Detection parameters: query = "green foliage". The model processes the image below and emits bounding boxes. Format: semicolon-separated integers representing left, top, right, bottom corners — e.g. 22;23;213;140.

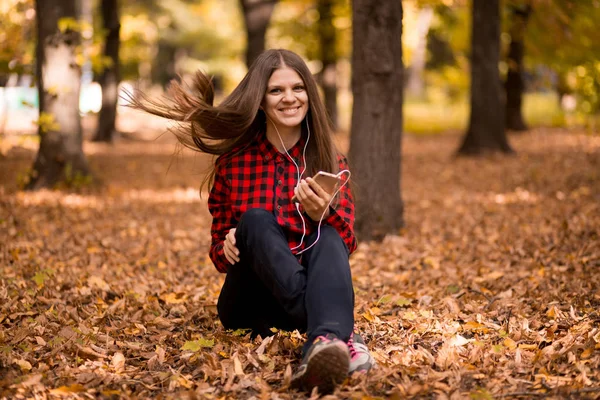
57;17;92;34
34;112;60;133
59;162;94;190
269;0;351;62
32;268;55;288
181;338;215;352
522;0;600;114
0;0;35;76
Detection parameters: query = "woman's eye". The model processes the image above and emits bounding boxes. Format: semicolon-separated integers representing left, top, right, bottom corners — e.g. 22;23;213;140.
294;86;305;91
270;89;281;94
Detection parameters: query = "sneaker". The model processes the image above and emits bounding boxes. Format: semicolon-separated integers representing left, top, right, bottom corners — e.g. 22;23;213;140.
347;332;375;374
290;334;350;394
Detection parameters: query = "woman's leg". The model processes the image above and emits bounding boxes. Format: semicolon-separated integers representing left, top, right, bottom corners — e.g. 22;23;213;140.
301;225;355;347
217;258;301;338
218;208;309;335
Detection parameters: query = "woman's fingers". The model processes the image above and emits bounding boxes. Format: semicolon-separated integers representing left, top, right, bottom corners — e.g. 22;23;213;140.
224;241;240;264
224;228;239;264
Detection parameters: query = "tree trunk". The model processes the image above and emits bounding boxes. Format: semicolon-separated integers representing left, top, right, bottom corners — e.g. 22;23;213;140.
239;0;277;68
348;0;404;240
458;0;512;155
318;0;338;131
29;0;90;189
505;4;531;132
93;0;121;142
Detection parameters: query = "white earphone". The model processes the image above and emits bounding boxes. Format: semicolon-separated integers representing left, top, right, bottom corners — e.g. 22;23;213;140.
267;115;350;255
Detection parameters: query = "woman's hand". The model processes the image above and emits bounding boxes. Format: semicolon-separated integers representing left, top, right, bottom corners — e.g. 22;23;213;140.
224;228;240;264
294;177;332;221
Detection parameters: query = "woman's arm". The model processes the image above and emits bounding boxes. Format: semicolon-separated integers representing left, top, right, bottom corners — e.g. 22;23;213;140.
324;155;357;254
208;161;236;273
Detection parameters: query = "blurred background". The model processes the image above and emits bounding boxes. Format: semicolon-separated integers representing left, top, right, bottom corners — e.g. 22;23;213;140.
1;0;598;141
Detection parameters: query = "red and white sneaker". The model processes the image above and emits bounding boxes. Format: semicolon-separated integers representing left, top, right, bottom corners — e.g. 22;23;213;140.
347;332;375;374
291;334;350;394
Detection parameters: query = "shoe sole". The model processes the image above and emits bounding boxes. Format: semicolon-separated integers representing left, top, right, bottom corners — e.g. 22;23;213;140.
294;342;350;394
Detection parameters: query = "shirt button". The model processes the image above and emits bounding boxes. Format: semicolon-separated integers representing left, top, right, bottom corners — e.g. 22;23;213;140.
277;180;282;185
277;205;282;210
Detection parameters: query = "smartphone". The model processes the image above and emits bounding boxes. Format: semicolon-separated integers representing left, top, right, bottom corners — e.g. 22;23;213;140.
291;171;343;202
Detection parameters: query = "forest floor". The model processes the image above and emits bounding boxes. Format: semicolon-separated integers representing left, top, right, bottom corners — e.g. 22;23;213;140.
1;128;599;399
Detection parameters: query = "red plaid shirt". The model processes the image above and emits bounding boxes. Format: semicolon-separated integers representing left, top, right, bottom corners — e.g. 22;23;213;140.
208;132;357;273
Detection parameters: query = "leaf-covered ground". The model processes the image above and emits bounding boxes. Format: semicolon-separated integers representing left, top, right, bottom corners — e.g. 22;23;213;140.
1;129;599;399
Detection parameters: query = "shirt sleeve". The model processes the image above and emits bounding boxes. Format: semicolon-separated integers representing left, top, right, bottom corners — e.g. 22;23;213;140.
324;155;358;254
208;159;235;273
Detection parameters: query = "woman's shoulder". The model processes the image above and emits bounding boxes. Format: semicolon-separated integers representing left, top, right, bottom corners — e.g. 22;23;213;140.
214;140;260;170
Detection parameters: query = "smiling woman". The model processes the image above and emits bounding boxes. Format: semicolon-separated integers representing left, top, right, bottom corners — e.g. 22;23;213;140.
129;49;374;394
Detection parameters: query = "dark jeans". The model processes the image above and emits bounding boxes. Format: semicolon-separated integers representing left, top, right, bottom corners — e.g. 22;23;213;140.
217;208;354;352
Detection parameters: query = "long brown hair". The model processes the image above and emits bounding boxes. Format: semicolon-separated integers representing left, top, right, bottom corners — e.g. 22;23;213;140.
129;49;339;191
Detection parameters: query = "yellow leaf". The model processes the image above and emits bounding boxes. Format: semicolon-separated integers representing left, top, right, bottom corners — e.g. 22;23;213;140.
370;307;382;316
463;321;486;331
87;246;101;254
503;337;517;351
546;306;557;319
15;359;32;371
160;292;188;304
49;384;85;395
581;347;593;359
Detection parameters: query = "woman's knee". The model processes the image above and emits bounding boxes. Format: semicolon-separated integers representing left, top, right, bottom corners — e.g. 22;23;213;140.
238;208;276;235
316;226;348;251
240;208;275;225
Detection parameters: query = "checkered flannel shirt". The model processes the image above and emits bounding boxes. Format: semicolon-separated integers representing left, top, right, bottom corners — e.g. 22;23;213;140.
208;132;357;273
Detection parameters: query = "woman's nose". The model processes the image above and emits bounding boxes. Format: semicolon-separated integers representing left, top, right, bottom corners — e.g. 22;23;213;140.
282;89;295;102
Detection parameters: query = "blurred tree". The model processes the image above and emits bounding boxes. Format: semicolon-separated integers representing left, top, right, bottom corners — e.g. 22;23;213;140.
504;2;531;132
526;0;600;115
240;0;278;67
93;0;121;142
317;0;338;129
29;0;90;189
0;0;36;84
406;5;434;99
458;0;512;155
349;0;403;239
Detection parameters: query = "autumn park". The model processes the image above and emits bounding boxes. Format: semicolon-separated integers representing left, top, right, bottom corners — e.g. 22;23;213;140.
1;0;599;398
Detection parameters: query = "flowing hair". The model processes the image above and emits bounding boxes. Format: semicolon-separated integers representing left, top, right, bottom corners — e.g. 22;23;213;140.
128;49;339;192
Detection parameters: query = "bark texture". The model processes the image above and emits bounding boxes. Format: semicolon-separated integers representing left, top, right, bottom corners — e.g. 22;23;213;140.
93;0;121;142
318;0;338;130
30;0;90;189
458;0;513;155
348;0;404;240
239;0;277;68
505;4;532;132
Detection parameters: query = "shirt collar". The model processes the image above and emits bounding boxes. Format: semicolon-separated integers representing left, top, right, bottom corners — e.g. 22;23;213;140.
257;130;307;162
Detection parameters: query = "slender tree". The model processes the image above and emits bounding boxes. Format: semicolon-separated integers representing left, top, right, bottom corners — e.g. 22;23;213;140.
239;0;278;68
406;6;434;99
29;0;90;189
349;0;404;239
505;3;532;132
458;0;512;155
318;0;338;130
93;0;121;142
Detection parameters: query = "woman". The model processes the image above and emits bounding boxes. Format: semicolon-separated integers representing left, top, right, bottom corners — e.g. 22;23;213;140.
132;49;374;394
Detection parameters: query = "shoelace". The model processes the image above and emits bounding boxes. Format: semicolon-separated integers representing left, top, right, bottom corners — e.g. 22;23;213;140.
347;335;358;358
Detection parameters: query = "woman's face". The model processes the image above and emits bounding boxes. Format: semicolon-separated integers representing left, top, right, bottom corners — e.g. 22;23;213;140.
262;67;309;131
